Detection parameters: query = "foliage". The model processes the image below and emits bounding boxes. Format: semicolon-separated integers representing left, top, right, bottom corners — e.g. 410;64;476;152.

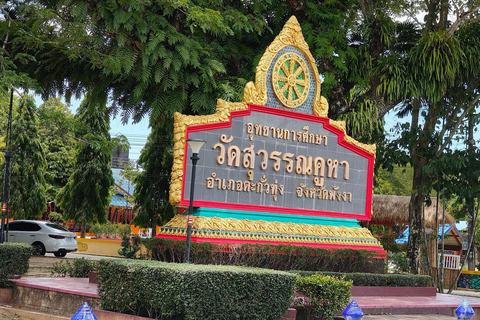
96;259;297;320
118;235;141;259
295;273;352;320
0;243;32;287
144;238;386;273
132;119;175;236
56;99;114;237
51;258;97;278
388;252;410;273
292;271;432;287
89;223;127;239
37;98;77;200
4;0;272;122
374;164;413;196
0;97;47;219
48;212;63;223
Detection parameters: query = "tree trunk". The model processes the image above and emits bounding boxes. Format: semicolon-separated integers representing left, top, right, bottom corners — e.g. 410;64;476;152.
151;219;157;237
80;221;86;238
408;190;424;274
468;197;476;270
467;113;476;270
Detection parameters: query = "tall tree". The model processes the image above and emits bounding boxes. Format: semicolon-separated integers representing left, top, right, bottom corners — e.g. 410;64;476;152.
0;97;46;219
132;118;175;237
56;99;114;237
382;18;480;273
37;97;77;200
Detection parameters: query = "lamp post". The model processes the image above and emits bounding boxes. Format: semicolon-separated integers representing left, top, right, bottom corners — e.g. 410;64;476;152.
185;138;206;263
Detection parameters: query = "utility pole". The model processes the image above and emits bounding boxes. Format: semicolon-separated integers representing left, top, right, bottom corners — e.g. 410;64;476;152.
1;89;14;243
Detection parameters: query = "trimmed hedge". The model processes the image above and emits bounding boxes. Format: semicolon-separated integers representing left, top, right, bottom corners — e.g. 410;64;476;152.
292;271;432;287
144;238;386;273
296;274;352;320
97;259;297;320
0;242;32;287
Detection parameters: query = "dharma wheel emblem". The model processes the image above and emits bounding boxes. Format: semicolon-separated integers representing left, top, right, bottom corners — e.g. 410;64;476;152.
272;52;310;108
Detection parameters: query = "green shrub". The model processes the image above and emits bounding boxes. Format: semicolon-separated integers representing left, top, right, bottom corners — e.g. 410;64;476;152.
48;212;63;223
0;243;32;287
296;273;352;320
89;223;125;239
388;252;409;273
291;271;432;287
97;259;297;320
118;235;141;259
51;258;97;277
144;238;386;273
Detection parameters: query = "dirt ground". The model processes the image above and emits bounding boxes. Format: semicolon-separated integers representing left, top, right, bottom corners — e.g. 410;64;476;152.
0;311;20;320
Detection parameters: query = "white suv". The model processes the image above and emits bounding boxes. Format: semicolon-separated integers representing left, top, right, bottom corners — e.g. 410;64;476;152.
6;220;78;257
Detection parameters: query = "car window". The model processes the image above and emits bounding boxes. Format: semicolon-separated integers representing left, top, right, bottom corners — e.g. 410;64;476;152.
7;222;23;231
45;223;69;232
23;222;41;232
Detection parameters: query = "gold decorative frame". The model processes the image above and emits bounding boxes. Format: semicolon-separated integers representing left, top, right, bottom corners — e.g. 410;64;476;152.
243;16;329;117
158;215;381;247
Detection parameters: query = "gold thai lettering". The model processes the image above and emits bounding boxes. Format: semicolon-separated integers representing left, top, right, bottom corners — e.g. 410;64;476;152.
313;157;325;186
294;184;352;202
282;153;294;173
212;135;349;182
262;126;269;136
242;145;255;168
205;175;285;202
236;180;243;191
327;158;339;178
212;143;225;164
340;160;349;180
246;123;254;134
276;128;284;139
247;169;254;181
246;124;328;146
270;127;276;138
227;146;240;167
296;184;306;197
255;124;262;135
257;149;269;170
295;155;313;175
219;134;234;143
206;173;217;189
215;177;226;190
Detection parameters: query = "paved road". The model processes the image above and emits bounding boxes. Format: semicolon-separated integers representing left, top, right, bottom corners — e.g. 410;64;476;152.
43;252;119;260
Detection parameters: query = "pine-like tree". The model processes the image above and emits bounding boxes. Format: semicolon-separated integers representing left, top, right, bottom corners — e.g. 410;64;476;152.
1;97;46;219
132;118;175;237
56;99;114;237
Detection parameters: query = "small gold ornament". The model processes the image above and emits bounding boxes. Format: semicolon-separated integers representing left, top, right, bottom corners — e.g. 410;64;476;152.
272;52;310;108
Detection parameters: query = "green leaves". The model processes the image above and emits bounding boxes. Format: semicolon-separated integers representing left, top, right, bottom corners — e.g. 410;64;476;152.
410;31;464;104
3;97;47;219
56;98;114;230
296;274;352;320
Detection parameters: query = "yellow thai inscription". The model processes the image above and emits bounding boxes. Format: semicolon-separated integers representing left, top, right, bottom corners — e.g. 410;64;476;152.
206;173;284;201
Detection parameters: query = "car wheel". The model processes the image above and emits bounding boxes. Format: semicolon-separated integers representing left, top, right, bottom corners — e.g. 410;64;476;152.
54;251;67;258
32;242;46;256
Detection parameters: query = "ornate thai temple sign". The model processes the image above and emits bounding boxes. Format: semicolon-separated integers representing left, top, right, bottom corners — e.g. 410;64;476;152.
162;16;384;253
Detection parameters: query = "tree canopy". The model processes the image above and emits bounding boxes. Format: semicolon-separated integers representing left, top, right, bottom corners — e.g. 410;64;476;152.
0;97;46;219
56;99;114;237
